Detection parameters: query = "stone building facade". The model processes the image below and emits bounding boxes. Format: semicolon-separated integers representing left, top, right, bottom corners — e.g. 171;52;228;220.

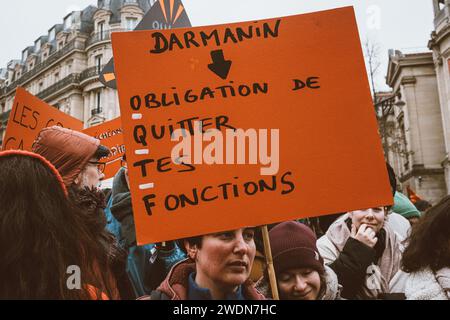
0;0;157;146
380;0;450;204
429;0;450;193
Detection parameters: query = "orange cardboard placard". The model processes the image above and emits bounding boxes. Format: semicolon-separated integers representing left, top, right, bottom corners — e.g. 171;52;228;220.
2;87;83;151
83;117;125;180
112;7;393;245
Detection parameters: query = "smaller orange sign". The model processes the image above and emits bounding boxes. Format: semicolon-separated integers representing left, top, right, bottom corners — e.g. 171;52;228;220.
2;87;83;151
83;117;125;180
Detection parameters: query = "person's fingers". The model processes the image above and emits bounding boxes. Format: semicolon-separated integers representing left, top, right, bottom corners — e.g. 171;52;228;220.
358;224;367;234
351;224;357;237
363;226;376;237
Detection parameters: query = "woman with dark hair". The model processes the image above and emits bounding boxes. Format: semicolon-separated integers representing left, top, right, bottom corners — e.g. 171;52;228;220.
0;150;119;299
402;196;450;300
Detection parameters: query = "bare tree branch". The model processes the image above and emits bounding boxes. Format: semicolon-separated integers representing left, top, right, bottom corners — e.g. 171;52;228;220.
364;38;382;103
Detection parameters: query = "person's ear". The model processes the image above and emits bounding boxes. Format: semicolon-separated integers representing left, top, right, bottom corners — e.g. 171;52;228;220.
74;174;81;185
74;170;85;186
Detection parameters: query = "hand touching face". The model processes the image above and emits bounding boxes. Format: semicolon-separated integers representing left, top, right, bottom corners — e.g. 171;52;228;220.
349;207;387;247
351;223;378;248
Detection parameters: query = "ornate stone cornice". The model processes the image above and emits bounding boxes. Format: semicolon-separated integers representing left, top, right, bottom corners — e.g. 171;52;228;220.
399;164;445;183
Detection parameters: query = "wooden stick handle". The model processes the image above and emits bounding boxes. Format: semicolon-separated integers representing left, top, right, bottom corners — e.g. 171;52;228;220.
261;225;279;300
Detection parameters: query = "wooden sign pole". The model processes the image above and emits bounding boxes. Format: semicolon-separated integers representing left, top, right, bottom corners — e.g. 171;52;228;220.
261;225;279;300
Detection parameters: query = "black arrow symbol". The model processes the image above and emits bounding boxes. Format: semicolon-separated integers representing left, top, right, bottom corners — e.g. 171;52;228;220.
208;50;232;80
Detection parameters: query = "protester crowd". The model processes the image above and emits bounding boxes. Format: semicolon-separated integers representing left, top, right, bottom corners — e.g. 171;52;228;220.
0;126;449;300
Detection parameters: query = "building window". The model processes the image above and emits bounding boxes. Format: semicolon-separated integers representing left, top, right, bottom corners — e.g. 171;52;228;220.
96;91;101;110
95;55;103;72
126;17;138;30
54;72;60;82
28;62;34;70
91;91;103;116
35;40;41;52
22;50;28;62
100;0;111;8
38;82;44;91
98;21;105;37
49;28;56;42
64;14;72;30
58;41;64;50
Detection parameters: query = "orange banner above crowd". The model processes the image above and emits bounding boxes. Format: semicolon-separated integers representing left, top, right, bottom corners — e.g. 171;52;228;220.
112;7;393;245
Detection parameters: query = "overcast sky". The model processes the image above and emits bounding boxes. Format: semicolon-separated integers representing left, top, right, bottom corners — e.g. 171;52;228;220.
0;0;434;91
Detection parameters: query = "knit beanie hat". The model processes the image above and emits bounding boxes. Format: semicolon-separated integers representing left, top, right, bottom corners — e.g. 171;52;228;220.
0;150;68;197
393;192;421;219
32;126;103;187
269;221;324;274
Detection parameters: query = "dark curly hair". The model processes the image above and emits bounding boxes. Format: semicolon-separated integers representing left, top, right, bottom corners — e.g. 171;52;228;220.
0;154;119;299
402;195;450;273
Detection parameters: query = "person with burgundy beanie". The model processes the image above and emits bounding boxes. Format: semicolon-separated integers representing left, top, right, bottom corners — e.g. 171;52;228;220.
257;221;341;300
32;126;133;299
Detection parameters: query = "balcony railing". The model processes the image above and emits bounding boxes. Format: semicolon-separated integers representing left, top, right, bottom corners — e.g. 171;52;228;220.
86;31;111;47
4;39;85;95
91;108;103;116
37;73;80;100
80;65;104;82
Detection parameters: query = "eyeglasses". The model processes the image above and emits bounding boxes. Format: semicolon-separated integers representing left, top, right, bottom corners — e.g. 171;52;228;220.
88;161;106;174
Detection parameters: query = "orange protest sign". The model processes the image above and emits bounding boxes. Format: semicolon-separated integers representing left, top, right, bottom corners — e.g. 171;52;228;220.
83;117;125;180
2;87;83;151
112;7;393;245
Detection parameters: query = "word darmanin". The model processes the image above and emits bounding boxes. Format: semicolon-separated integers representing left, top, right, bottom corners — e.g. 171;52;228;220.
149;19;282;54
